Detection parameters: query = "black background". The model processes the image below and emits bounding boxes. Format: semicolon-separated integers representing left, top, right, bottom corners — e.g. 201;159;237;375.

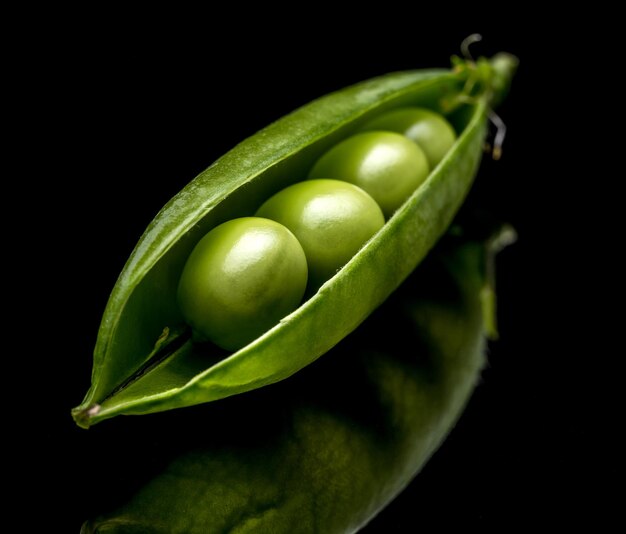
21;17;600;532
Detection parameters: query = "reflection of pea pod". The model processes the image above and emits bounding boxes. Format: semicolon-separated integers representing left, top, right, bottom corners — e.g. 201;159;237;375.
73;53;516;428
83;236;496;533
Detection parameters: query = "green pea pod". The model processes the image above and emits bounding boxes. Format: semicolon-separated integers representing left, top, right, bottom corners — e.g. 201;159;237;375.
73;53;517;428
82;231;503;533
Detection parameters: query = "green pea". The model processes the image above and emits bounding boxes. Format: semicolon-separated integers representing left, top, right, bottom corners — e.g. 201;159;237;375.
308;131;429;218
362;107;457;168
256;179;385;291
177;217;308;351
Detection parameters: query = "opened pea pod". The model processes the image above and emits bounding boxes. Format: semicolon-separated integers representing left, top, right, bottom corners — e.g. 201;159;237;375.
72;51;517;429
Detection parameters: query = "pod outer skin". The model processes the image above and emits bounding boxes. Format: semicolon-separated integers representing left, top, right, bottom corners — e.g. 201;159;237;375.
74;54;516;427
82;237;489;534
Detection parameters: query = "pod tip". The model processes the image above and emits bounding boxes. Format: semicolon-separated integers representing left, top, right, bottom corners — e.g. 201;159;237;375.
71;403;100;429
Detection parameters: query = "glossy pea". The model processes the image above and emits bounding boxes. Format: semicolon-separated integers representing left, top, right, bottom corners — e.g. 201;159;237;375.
177;217;307;351
308;131;430;218
362;107;457;168
256;179;385;291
